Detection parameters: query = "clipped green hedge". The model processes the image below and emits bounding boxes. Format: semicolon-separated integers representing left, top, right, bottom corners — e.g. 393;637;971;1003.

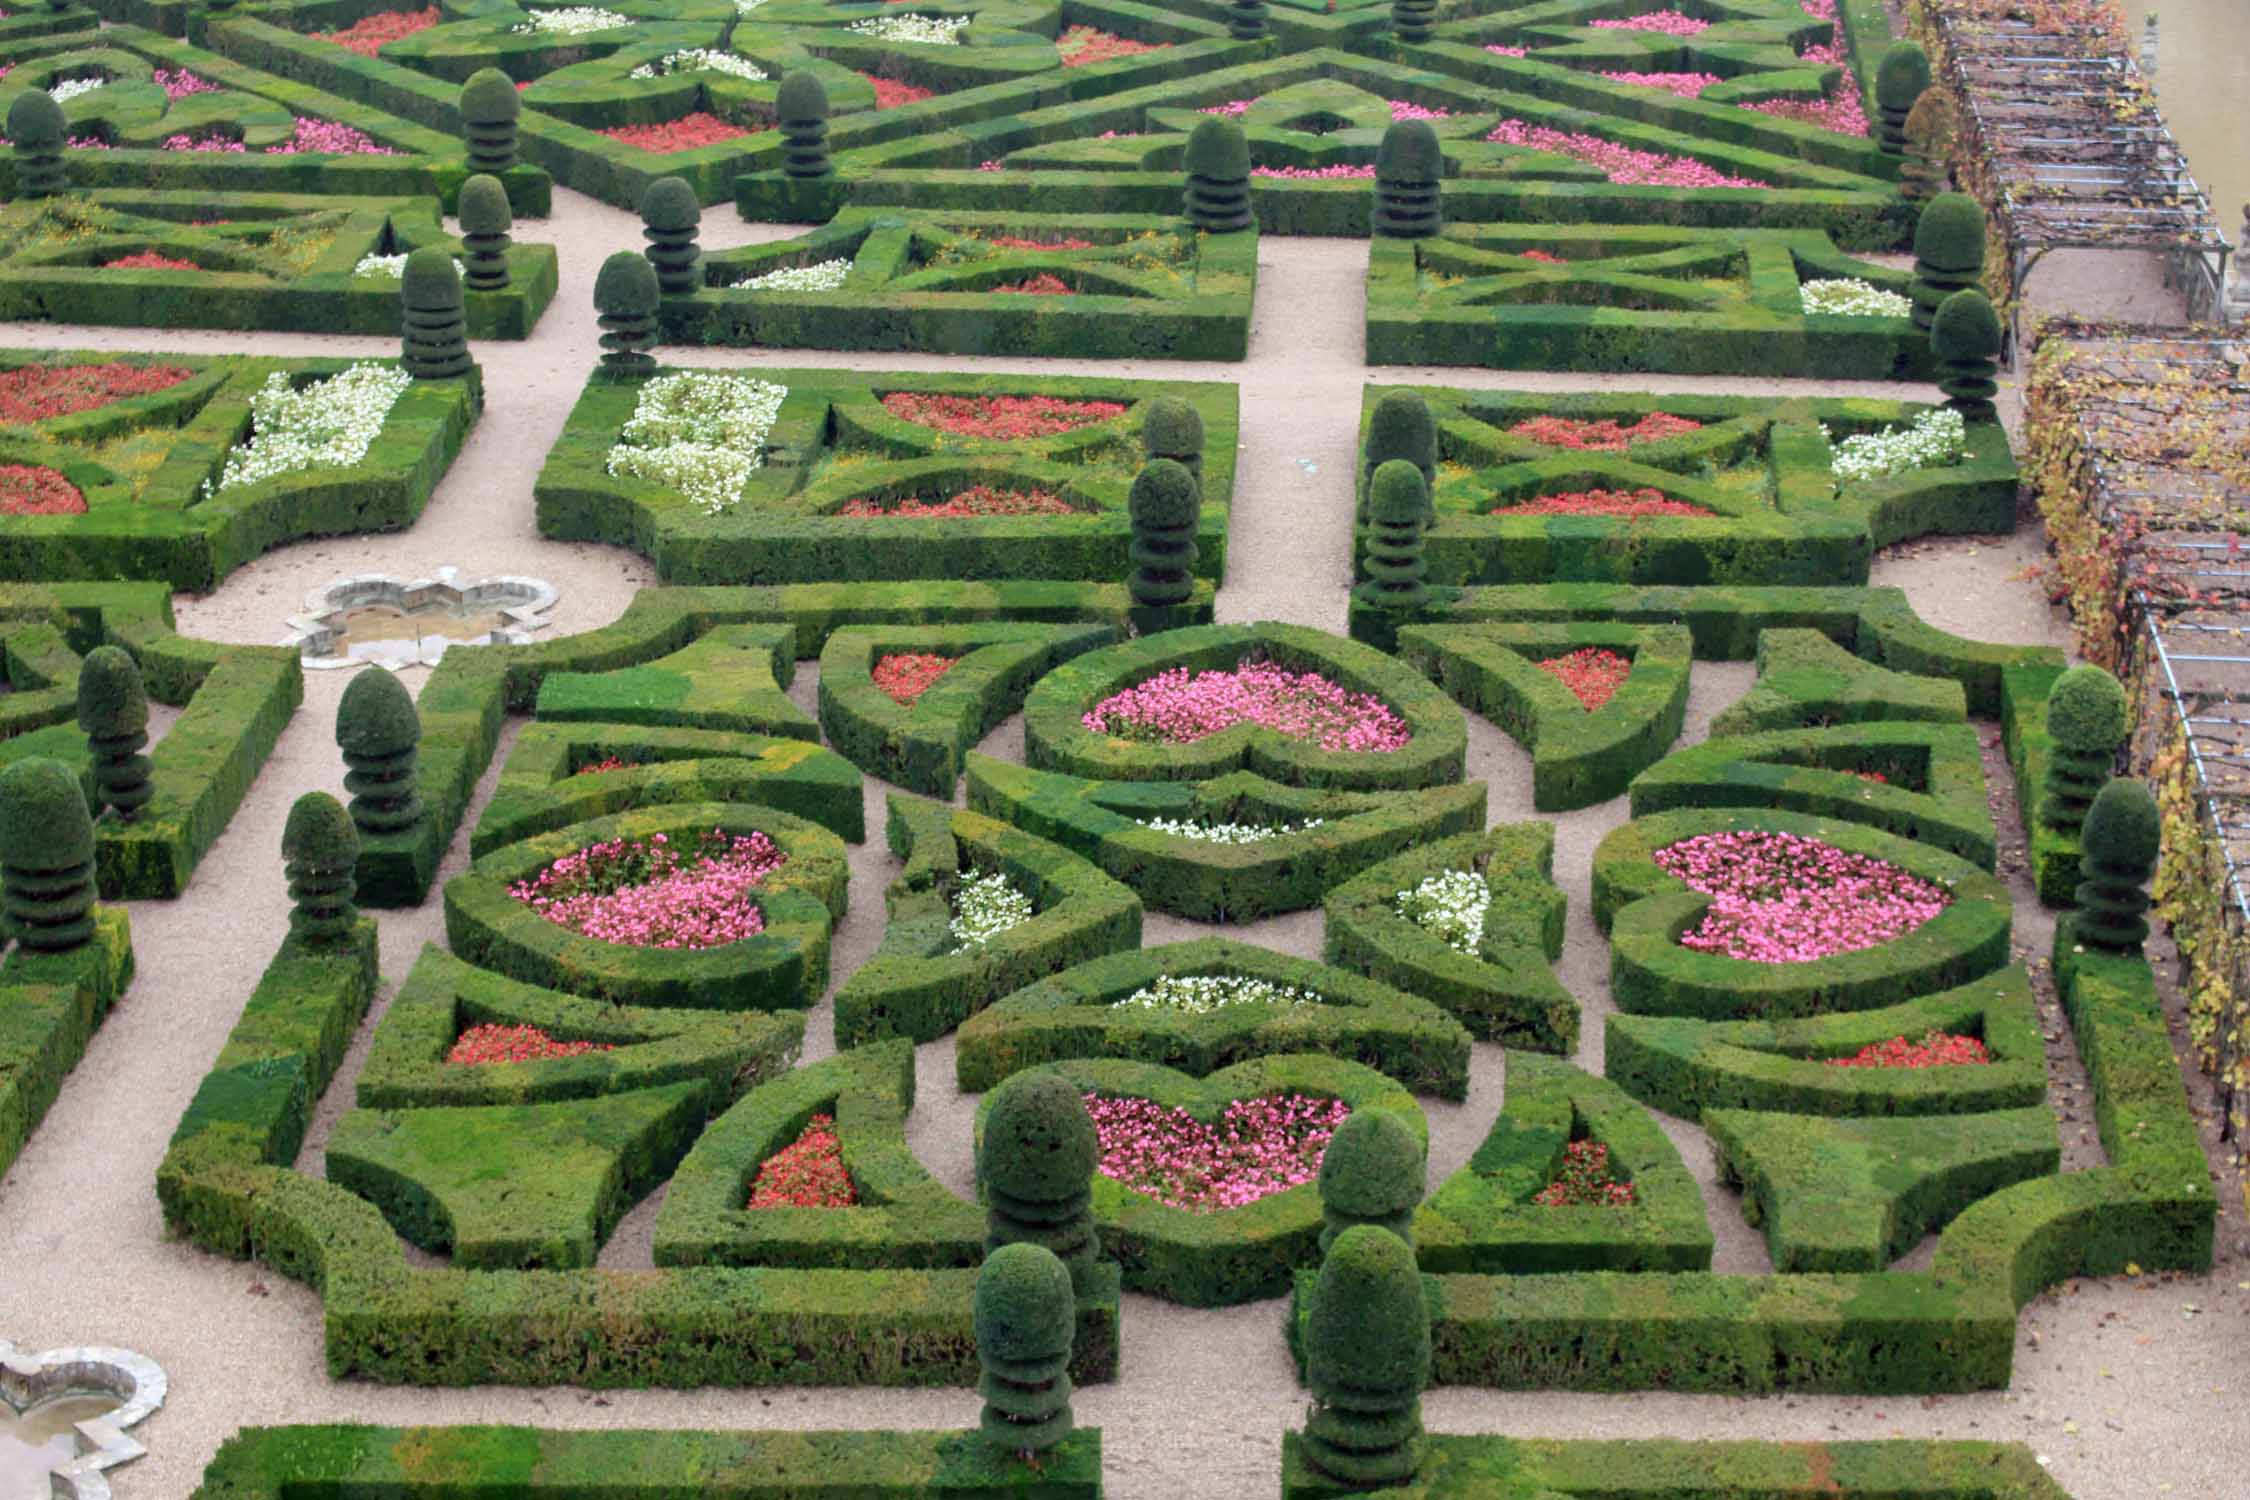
534;623;816;740
1712;625;1967;734
1999;663;2081;907
0;906;133;1183
954;937;1473;1100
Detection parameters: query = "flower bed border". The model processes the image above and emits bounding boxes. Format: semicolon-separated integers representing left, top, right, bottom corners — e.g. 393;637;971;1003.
1997;662;2084;908
1712;625;1968;734
532;622;817;741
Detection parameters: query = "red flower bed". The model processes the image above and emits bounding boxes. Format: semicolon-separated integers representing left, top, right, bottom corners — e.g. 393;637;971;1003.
980;234;1096;251
1498;488;1713;518
839;485;1078;519
872;652;957;706
1854;770;1888;785
0;464;86;516
1057;25;1168;66
104;252;199;271
990;273;1073;295
858;72;934;108
878;391;1126;438
446;1023;616;1065
1519;248;1565;264
600;112;748;153
0;362;193;423
575;756;642;776
748;1113;857;1208
1507;413;1704;450
1826;1030;1991;1068
1533;1139;1636;1206
1537;646;1632;711
313;6;440;57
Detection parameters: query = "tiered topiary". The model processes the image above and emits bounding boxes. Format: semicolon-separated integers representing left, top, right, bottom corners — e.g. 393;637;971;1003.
456;174;514;293
1141;396;1205;489
777;73;833;179
6;91;68;199
1317;1109;1425;1255
1875;43;1931;155
76;645;152;823
1127;458;1201;630
400;248;472;379
640;176;703;297
2075;777;2159;952
1228;0;1268;40
1354;461;1431;613
1901;88;1956;201
1300;1224;1429;1487
978;1070;1101;1290
2041;664;2130;835
594;251;661;372
1361;390;1436;519
1374;120;1443;240
1931;288;2001;422
460;68;520;174
0;758;96;952
1392;0;1438;45
1184;119;1254;234
1910;192;1986;334
974;1242;1077;1457
336;668;424;838
282;791;360;945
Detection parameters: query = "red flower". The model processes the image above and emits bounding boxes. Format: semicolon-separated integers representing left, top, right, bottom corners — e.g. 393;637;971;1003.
878;391;1126;439
857;72;935;108
1536;646;1632;711
0;362;193;423
748;1114;857;1208
1826;1030;1991;1068
574;756;642;776
600;113;749;153
1506;413;1704;451
1519;248;1566;264
838;485;1078;518
1056;25;1168;66
313;6;439;56
990;273;1074;295
104;252;200;271
0;465;85;516
1498;488;1712;518
872;652;957;705
1534;1139;1637;1206
446;1023;616;1065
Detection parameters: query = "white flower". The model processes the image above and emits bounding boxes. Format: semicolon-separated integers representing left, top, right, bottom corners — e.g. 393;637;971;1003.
1799;277;1912;318
208;363;413;495
739;257;852;293
734;0;766;11
1136;816;1325;844
605;371;788;515
949;870;1033;949
630;49;769;80
1113;973;1326;1015
847;12;970;44
1824;406;1967;483
1395;868;1488;956
510;6;630;36
353;253;467;280
49;77;105;104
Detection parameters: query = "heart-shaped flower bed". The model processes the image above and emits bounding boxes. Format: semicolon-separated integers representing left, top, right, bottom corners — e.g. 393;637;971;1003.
508;827;787;950
1652;829;1952;964
1087;1092;1346;1211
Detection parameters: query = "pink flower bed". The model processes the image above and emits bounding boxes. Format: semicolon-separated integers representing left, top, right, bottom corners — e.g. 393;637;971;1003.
1600;71;1722;98
1590;9;1709;35
1485;119;1767;188
507;828;786;949
104;252;199;270
1086;1092;1349;1212
1082;659;1413;754
154;68;219;100
859;72;935;108
1056;25;1167;67
1745;0;1869;135
1534;1139;1637;1206
1197;98;1255;116
1389;100;1451;121
0;464;85;516
1484;44;1528;57
878;391;1125;438
1826;1030;1992;1068
159;118;400;154
313;7;441;58
0;363;195;423
1498;487;1713;518
600;113;747;153
1252;164;1374;179
1652;829;1953;964
1508;413;1703;450
839;485;1078;518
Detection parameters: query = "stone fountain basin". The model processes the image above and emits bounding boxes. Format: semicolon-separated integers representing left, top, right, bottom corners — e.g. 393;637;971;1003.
0;1341;164;1500
282;568;559;670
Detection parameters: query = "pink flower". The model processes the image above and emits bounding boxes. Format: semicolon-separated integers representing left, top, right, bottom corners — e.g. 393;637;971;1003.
1389;100;1451;121
1081;658;1412;754
1484;119;1767;188
1251;164;1375;179
1600;70;1722;99
1197;98;1256;116
1589;9;1709;35
1652;830;1953;963
508;829;786;949
1086;1092;1350;1212
1484;44;1529;57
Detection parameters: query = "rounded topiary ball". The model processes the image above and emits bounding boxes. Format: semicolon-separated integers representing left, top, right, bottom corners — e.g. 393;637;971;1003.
0;756;94;874
640;174;700;234
7;88;66;151
457;173;513;237
974;1240;1075;1364
460;67;521;128
1876;43;1932;114
1185;116;1250;184
1914;192;1986;272
1129;456;1200;531
1141;395;1204;471
1318;1109;1425;1253
76;645;149;741
283;788;359;872
1376;119;1442;183
594;249;660;317
1364;389;1437;501
1301;1223;1428;1485
2047;664;2130;752
1368;456;1432;528
336;666;420;761
2082;776;2160;873
777;70;830;124
979;1071;1098;1204
401;246;462;310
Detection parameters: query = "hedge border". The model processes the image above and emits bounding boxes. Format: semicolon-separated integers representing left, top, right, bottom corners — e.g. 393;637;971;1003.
1712;625;1967;735
532;622;817;740
1998;662;2081;908
0;906;133;1184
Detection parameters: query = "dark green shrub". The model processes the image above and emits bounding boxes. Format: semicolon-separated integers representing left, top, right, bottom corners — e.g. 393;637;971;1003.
1354;461;1430;613
641;176;703;296
974;1242;1076;1455
1317;1109;1425;1255
457;174;514;293
2076;777;2158;952
400;249;471;379
1374;121;1442;240
76;645;151;822
1228;0;1268;40
2039;664;2128;834
777;73;832;179
1184;119;1253;234
1301;1224;1428;1487
6;92;67;198
1901;88;1955;201
1931;288;2001;422
1910;192;1985;333
336;669;423;836
460;68;521;174
1875;44;1931;154
0;758;95;951
1361;390;1436;517
1128;458;1201;621
1141;396;1205;487
978;1071;1101;1289
1393;0;1438;44
282;791;360;945
594;251;661;372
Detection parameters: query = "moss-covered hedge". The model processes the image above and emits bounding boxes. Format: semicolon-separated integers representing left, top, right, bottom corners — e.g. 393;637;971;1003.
1999;662;2083;907
0;905;132;1182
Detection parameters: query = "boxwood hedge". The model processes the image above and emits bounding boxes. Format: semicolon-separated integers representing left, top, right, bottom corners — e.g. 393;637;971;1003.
0;904;132;1183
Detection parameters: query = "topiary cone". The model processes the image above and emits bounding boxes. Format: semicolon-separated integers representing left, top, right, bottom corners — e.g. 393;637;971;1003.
1183;118;1254;234
978;1071;1102;1290
1900;87;1955;201
640;175;704;296
1930;287;2001;422
1354;460;1431;613
1910;191;1985;333
1374;119;1443;239
76;645;152;822
776;72;833;179
974;1242;1076;1455
282;790;359;944
1128;458;1201;621
2074;777;2159;952
2040;664;2129;834
594;250;661;372
456;173;514;293
0;757;96;951
400;247;472;379
1874;43;1930;155
1141;395;1205;486
7;90;68;198
460;67;521;173
1301;1224;1429;1487
1317;1109;1425;1255
336;668;423;835
1361;390;1437;520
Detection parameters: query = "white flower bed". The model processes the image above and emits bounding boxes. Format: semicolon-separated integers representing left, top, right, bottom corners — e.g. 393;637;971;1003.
352;253;466;280
1136;816;1325;844
847;12;970;44
1798;278;1912;318
510;6;629;35
208;364;413;495
1112;973;1325;1015
48;77;105;104
1394;868;1489;956
1824;407;1967;483
631;49;769;81
949;870;1033;949
734;0;767;11
740;258;852;293
605;371;788;516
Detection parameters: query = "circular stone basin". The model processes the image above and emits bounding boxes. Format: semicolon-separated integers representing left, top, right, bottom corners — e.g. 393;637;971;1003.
0;1341;166;1500
283;568;558;669
0;1393;123;1496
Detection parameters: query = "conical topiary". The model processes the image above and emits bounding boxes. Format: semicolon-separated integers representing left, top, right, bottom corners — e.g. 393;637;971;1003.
777;72;832;179
1354;461;1431;613
1374;119;1442;240
2075;777;2159;952
282;790;359;945
1128;458;1201;624
76;645;152;823
1910;191;1985;334
1900;87;1955;201
1360;389;1437;520
460;67;521;174
1183;118;1253;234
978;1071;1101;1291
0;758;96;952
1141;395;1205;487
974;1242;1076;1456
1317;1109;1425;1255
1874;43;1930;155
1930;287;2001;422
1228;0;1267;40
2040;664;2130;835
594;250;661;372
1392;0;1437;45
400;248;472;379
456;173;513;293
336;668;423;836
7;90;68;198
1301;1224;1429;1487
640;175;703;296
